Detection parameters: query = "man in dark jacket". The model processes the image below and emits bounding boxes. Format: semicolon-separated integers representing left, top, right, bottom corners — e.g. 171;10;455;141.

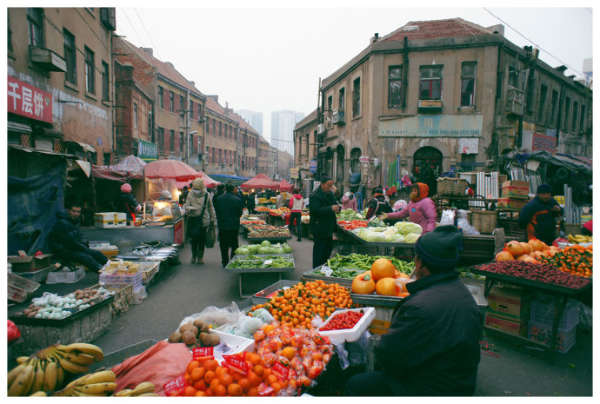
345;225;482;396
309;176;340;268
214;183;243;267
518;184;562;245
47;201;108;272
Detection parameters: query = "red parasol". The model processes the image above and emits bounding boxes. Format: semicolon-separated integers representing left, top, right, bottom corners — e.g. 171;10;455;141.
241;173;279;191
278;179;294;192
144;159;200;182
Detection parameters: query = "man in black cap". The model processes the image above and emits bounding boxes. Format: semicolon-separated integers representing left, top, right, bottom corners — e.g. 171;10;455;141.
519;184;562;245
309;175;340;268
345;226;482;396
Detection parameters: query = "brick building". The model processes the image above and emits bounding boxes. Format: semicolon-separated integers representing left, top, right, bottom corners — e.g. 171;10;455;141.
293;109;319;188
232;114;259;178
7;7;116;166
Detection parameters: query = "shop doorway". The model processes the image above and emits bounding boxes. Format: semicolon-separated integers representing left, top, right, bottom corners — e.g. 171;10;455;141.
413;146;443;195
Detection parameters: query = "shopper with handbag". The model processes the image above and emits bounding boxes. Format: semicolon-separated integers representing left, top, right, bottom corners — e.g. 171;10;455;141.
183;178;216;264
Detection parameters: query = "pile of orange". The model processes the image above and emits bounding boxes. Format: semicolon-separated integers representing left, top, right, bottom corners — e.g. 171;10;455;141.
251;280;352;328
180;352;292;396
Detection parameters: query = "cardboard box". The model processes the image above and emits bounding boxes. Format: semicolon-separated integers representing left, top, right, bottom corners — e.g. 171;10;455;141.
94;212;127;228
502;181;530;199
497;198;528;211
485;312;527;337
487;285;530;321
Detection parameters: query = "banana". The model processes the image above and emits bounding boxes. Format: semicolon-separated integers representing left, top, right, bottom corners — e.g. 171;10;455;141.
8;362;28;386
131;381;155;395
76;382;117;395
8;362;35;396
17;356;31;364
56;365;65;389
115;389;134;397
31;360;46;394
30;391;47;396
53;351;89;374
43;359;58;392
137;392;160;396
80;370;116;385
58;343;104;361
58;351;95;366
36;345;58;361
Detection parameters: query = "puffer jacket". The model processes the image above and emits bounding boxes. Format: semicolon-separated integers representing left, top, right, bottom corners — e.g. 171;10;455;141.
183;189;216;227
387;197;437;233
47;211;88;254
289;194;304;212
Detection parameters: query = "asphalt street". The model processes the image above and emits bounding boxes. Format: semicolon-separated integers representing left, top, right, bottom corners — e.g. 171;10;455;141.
91;237;593;396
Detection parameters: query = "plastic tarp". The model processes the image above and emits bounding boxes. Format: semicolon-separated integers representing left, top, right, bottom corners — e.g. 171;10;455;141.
240;173;279;190
523;151;592;175
91;165;128;182
8;160;65;254
110;155;146;178
278;179;294;192
144;159;200;181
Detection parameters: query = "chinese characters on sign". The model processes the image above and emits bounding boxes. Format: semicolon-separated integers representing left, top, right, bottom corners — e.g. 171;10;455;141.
379;115;482;138
7;75;53;123
532;133;557;153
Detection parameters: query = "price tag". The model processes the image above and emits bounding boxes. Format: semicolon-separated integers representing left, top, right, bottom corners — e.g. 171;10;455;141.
258;382;275;396
192;347;214;361
263;259;273;267
272;362;290;381
163;375;186;396
223;353;249;375
320;266;333;276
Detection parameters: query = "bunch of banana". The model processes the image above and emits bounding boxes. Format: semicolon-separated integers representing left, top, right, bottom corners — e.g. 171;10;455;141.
7;342;104;396
568;234;592;243
53;370;116;397
114;381;158;397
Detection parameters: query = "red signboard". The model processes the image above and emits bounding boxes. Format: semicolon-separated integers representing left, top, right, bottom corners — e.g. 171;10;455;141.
7;75;53;123
532;132;556;153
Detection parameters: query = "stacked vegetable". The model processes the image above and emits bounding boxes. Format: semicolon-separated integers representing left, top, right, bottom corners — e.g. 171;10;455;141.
351;258;412;298
227;255;294;270
235;241;292;255
354;221;423;243
474;261;591;289
496;238;559;263
312;253;414;279
336;209;364;221
540;244;592;278
337;220;368;231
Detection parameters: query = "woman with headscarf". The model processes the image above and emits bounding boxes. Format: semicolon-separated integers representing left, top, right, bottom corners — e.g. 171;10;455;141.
366;187;392;220
381;182;437;233
341;191;358;211
184;178;216;264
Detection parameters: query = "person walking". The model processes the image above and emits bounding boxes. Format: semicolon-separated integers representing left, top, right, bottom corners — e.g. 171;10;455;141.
183;178;216;264
518;184;562;245
289;188;305;241
214;183;243;267
178;185;190;206
309;176;340;268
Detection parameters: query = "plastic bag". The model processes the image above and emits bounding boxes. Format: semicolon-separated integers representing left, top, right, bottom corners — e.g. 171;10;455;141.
8;320;20;343
249;308;274;324
579;303;592;331
178;302;242;329
456;210;480;235
440;209;455;226
132;285;147;304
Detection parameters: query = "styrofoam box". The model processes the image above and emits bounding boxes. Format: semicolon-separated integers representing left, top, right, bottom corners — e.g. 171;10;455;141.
318;307;376;345
95;212;127;228
208;329;255;363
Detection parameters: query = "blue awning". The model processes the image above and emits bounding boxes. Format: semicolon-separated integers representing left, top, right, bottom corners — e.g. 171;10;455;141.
207;174;250;182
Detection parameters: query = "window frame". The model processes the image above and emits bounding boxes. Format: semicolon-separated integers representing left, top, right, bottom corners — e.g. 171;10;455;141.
180;131;184;153
352;77;361;118
179;94;184;113
537;84;547;123
563;97;571;131
27;8;45;48
149;112;154;143
169;91;174;112
84;46;95;94
339;87;345;112
63;29;77;85
460;62;476;107
158;87;164;109
169;129;175;151
579;104;586;134
388;65;403;108
572;101;578;132
419;65;443;101
158;127;165;150
101;60;109;101
133;102;138;129
549;89;558;126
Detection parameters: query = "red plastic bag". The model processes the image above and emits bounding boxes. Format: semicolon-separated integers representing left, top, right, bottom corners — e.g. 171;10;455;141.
112;340;192;396
8;320;21;342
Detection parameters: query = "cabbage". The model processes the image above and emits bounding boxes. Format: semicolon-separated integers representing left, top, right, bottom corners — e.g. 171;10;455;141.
235;247;249;255
275;247;284;254
395;222;423;236
248;244;260;254
282;244;292;253
404;233;421;243
258;246;272;254
261;240;271;247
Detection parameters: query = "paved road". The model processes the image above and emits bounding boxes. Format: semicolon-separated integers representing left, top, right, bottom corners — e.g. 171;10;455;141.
92;237;593;396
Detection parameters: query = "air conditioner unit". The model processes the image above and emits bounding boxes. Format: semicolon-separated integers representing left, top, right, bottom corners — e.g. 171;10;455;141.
332;110;345;125
317;124;325;134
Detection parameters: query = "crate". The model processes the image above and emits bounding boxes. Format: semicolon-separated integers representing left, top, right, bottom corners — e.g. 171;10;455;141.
94;212;127;228
318;307;375;345
367;306;396;335
497;198;528;211
251;280;301;304
18;265;53;283
529;297;580;330
8;254;55;272
502;181;530;199
471;210;497;234
528;320;577;353
438;178;469;196
46;267;86;284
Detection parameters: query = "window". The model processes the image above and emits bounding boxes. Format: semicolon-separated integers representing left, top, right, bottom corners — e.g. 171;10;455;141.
180;132;184;153
158;87;164;109
101;61;109;101
212;119;216;136
352;77;361;117
158;127;164;150
63;29;77;84
103;153;111;165
580;104;586;134
339;87;345;112
419;66;442;100
179;95;184;113
327;95;332;112
27;8;44;47
563;97;571;130
170;129;175;151
85;47;95;94
190;134;194;154
133;103;138;129
572;101;578;132
549;90;558;125
189;100;193;117
8;11;13;52
205;120;209;134
388;66;403;107
149;112;154;143
538;84;547;122
460;62;476;107
219;122;222;137
508;65;520;88
169;91;174;112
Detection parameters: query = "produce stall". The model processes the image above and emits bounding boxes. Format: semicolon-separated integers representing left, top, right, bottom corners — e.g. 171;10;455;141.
243;224;291;243
225;252;296;298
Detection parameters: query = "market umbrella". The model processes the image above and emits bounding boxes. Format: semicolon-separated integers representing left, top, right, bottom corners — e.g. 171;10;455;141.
240;173;279;191
144;159;200;182
180;171;220;189
110;155;146;178
278;179;294;192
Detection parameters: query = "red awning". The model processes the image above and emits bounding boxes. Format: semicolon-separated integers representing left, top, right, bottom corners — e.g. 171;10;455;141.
175;172;220;189
241;173;279;190
144;159;200;182
91;166;128;182
278;179;294;192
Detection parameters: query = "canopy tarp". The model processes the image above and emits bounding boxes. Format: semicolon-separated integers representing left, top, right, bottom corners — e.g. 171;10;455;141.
208;173;249;186
144;159;200;182
240;173;279;190
110;155;146;178
175;171;219;189
278;179;294;192
92;166;129;182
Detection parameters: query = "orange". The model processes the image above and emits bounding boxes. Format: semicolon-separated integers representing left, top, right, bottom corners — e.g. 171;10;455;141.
209;378;222;392
247;371;261;387
246;352;260;365
193;380;207;391
271;382;282;393
204;359;219;371
187;360;200;373
238;377;250;392
204;370;216;384
195;391;206;396
213;384;226;396
266;375;278;385
227;383;243;396
191;367;205;381
184;386;197;396
205;388;213;396
247;387;259;396
219;372;233;386
215;367;227;378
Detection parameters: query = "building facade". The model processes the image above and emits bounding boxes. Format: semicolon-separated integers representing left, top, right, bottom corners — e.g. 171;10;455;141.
236;109;263;135
311;18;592;194
8;7;116;165
271;110;304;156
293;109;319;189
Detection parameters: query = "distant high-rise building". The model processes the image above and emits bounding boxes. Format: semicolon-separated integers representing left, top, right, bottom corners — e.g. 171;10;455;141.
271;110;304;155
236;109;263;134
583;58;592;87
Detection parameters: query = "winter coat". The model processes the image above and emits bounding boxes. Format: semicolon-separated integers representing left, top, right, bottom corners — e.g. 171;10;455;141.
375;271;482;396
387;197;437;233
214;192;243;231
117;192;138;215
518;196;561;245
289;194;304;212
341;195;357;211
309;187;337;238
184;189;216;228
366;195;392;219
47;211;88;254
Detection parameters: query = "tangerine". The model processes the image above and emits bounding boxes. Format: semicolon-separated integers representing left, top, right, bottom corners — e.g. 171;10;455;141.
204;370;216;383
187;360;200;373
247;387;259;396
238;377;250;392
209;378;222;392
184;386;197;396
253;365;264;377
204;359;219;371
213;384;226;396
195;391;206;396
191;367;205;381
219;373;233;386
193;380;207;391
227;383;243;396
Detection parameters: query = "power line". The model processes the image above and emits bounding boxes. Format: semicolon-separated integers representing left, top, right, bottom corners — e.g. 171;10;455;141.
120;8;144;47
133;8;157;53
483;8;585;77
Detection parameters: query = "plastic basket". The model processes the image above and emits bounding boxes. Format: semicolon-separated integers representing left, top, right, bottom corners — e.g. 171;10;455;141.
527;320;577;353
529;298;580;330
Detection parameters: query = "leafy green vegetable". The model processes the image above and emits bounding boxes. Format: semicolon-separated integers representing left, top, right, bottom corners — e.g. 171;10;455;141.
227;255;294;269
314;253;414;278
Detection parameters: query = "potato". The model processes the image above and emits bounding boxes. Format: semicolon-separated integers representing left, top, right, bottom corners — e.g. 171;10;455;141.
182;330;197;346
193;319;210;332
168;331;182;343
179;323;198;335
199;332;220;347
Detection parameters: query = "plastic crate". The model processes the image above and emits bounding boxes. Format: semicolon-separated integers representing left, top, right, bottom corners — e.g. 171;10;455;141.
318;307;375;345
528;320;577;353
529;298;580;330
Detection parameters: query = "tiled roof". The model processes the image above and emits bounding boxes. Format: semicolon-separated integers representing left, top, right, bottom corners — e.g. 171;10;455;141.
295;109;318;130
382;18;492;42
205;97;227;116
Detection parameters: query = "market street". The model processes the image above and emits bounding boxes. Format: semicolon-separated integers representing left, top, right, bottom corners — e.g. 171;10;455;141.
91;238;593;397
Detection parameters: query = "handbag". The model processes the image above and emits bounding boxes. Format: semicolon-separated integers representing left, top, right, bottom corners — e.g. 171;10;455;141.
199;196;216;248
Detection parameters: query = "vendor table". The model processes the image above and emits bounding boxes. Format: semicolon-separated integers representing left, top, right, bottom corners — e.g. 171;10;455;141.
471;267;592;351
224;255;296;298
337;226;416;260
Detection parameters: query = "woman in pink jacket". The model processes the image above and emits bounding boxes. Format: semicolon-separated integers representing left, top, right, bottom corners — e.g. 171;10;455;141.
341;192;358;211
381;182;437;233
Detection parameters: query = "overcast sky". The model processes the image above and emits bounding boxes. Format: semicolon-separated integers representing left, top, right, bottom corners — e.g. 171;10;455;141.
114;5;593;143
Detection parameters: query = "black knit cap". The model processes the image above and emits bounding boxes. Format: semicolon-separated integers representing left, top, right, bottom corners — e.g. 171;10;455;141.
415;225;463;272
537;184;551;194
